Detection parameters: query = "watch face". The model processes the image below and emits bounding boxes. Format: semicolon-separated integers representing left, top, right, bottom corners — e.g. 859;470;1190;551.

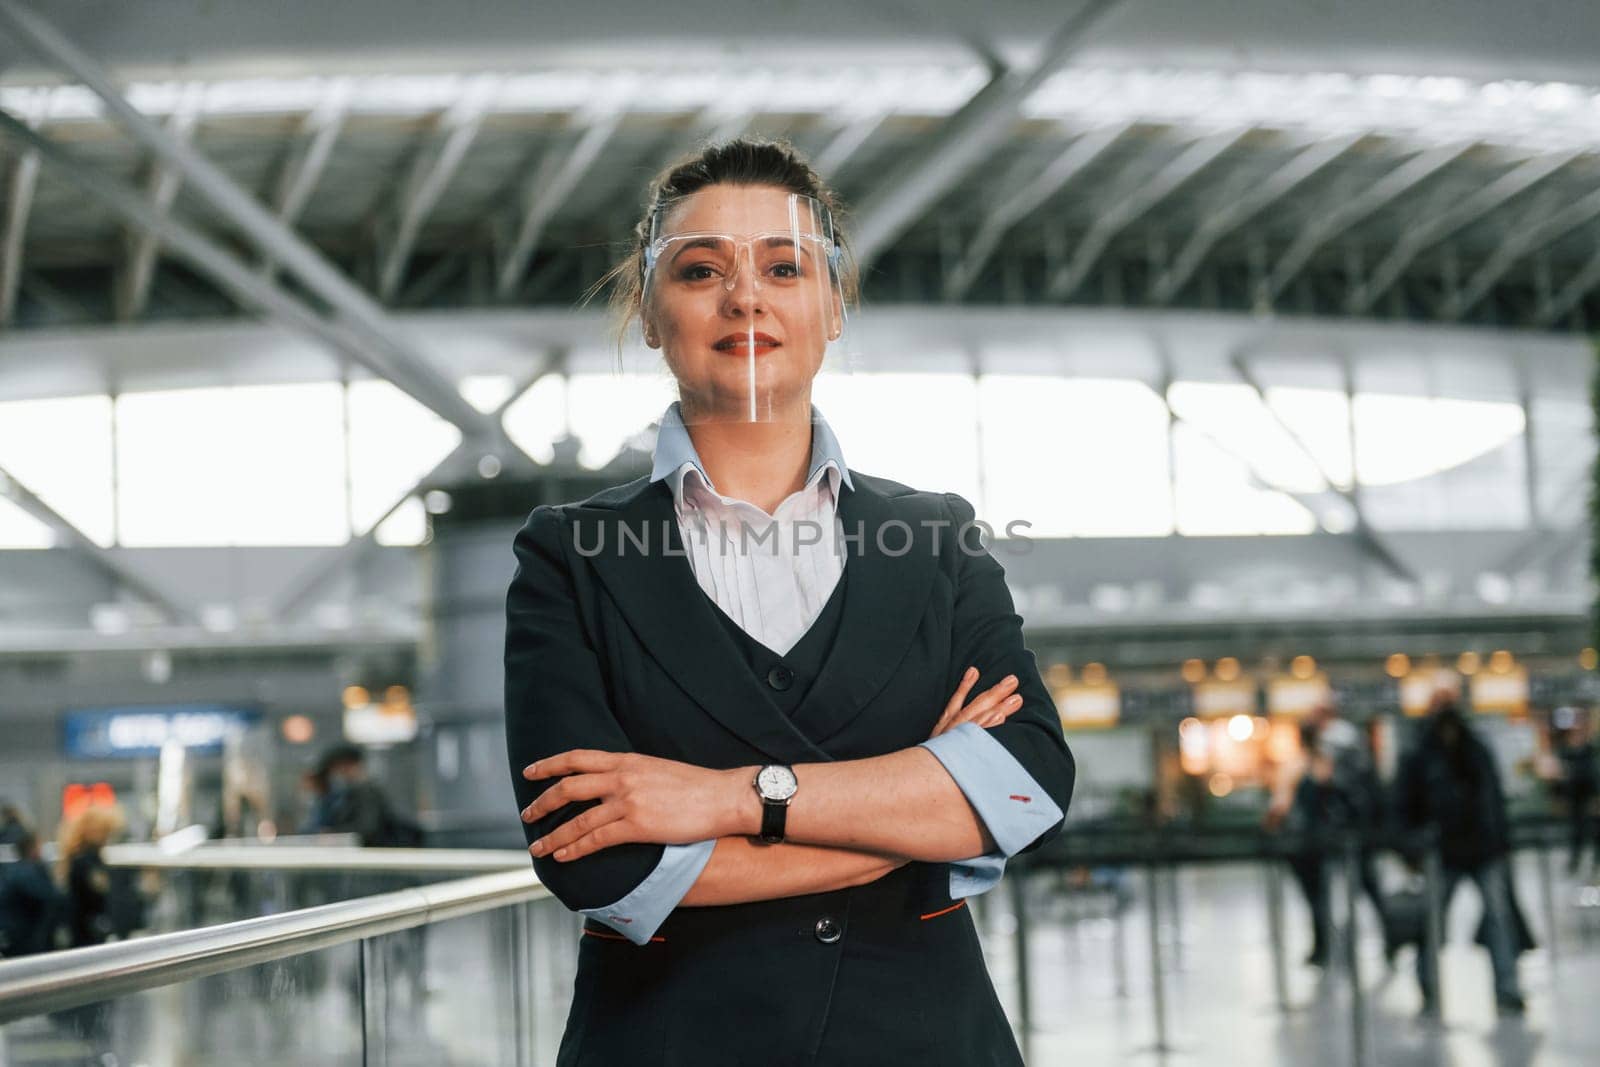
757;765;798;801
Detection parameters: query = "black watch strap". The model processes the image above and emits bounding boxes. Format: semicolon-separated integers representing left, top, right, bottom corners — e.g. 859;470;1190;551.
759;798;788;844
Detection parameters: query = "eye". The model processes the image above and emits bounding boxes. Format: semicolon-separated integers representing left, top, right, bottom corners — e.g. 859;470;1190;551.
767;261;802;280
676;262;720;282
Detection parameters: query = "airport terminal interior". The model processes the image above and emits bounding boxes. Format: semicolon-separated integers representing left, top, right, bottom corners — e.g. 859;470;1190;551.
3;1;1600;1063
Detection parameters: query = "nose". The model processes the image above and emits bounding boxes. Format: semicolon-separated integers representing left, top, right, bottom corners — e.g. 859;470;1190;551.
719;244;765;317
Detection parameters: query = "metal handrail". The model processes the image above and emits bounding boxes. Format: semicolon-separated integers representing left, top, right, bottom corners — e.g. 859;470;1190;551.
0;868;551;1023
102;843;527;872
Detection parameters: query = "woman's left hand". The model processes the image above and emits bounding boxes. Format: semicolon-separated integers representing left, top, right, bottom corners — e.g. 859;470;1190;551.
520;751;745;861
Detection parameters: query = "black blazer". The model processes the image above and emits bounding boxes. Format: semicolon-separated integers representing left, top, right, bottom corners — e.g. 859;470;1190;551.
504;470;1075;1067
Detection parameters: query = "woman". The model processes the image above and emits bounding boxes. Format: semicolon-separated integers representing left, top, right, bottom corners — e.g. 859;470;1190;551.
505;139;1076;1066
56;804;125;948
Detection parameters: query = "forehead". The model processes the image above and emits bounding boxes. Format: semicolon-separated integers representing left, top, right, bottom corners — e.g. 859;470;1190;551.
658;184;802;236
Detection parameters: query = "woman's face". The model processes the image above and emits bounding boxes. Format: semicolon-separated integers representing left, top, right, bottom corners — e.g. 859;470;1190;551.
643;183;838;419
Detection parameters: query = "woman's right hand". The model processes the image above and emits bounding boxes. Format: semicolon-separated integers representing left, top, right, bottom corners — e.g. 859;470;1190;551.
929;667;1024;739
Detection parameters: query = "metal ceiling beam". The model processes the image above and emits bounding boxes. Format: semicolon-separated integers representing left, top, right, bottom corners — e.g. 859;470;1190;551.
271;354;557;622
1346;151;1575;315
495;106;624;301
261;81;349;276
1262;140;1472;305
0;462;195;624
944;122;1128;301
1044;126;1247;301
0;0;491;438
0;112;484;445
1533;240;1600;327
0;148;38;330
376;76;498;303
1443;185;1600;320
1149;132;1360;305
117;88;202;322
848;0;1128;268
0;90;45;329
812;110;889;180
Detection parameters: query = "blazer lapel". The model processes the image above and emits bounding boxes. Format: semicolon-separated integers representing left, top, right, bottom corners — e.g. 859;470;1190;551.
572;479;833;766
788;476;940;743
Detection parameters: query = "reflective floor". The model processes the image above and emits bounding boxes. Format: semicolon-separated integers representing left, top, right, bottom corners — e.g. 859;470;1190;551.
982;854;1600;1066
3;854;1597;1065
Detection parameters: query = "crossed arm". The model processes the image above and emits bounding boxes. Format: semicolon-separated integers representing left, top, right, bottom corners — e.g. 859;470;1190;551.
519;671;1024;908
505;496;1075;918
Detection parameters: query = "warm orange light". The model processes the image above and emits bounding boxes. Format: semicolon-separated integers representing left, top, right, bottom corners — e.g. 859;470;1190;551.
1457;651;1481;676
1385;653;1410;679
1045;663;1072;688
1081;662;1108;686
1214;657;1241;682
1489;650;1514;674
342;685;370;709
1290;655;1316;680
1181;658;1206;684
281;715;315;744
62;782;117;822
1179;716;1202;738
1580;648;1598;672
1208;773;1235;798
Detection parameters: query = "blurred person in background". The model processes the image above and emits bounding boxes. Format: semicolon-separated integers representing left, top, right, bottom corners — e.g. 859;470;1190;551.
295;765;333;835
0;803;29;848
56;804;125;948
1547;705;1597;875
313;744;421;847
1394;692;1524;1017
0;830;62;957
1266;697;1390;967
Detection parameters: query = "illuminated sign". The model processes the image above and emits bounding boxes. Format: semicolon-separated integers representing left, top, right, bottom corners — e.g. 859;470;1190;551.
1267;673;1331;717
1054;683;1121;729
1400;668;1461;717
62;705;262;759
1471;667;1529;716
1192;680;1256;719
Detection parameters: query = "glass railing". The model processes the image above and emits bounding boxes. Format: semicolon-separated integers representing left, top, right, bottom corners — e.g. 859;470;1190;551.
0;869;576;1067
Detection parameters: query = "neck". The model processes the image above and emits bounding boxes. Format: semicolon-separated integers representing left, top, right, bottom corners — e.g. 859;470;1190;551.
684;417;814;515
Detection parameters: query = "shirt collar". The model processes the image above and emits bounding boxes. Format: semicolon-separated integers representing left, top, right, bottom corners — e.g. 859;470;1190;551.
649;400;854;510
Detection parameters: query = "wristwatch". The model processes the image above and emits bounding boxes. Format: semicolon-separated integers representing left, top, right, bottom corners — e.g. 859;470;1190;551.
753;764;798;843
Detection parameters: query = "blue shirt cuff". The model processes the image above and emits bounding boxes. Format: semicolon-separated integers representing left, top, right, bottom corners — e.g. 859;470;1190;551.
919;721;1064;897
579;838;716;945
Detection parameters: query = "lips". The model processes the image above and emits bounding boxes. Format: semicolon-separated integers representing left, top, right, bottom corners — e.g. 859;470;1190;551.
713;331;780;354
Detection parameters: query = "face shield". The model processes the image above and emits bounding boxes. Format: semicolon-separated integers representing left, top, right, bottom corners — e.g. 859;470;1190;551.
636;187;849;429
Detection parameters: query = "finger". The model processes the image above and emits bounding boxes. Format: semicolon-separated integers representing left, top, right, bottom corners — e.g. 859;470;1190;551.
934;667;980;735
544;820;632;863
939;667;979;719
523;749;625;781
957;675;1019;722
976;694;1026;727
530;804;624;858
521;772;617;823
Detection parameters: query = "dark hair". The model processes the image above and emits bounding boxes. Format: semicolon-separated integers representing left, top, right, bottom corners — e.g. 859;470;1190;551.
316;744;365;775
588;137;859;351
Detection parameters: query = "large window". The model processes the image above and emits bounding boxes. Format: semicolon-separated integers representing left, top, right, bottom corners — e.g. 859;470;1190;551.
0;395;115;546
978;376;1173;538
117;384;349;547
0;367;1569;551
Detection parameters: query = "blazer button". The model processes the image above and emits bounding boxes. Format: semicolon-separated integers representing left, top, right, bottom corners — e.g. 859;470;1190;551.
814;916;842;944
766;665;795;691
